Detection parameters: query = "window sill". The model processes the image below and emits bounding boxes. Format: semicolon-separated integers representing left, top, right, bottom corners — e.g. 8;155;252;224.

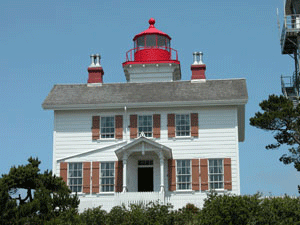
171;136;195;141
173;190;195;194
205;189;229;193
96;138;122;143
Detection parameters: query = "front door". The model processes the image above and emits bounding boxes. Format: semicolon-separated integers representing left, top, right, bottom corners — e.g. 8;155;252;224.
138;167;153;192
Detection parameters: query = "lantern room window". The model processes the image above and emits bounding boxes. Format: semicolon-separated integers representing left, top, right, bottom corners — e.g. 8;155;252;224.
146;35;156;47
137;36;145;48
135;34;170;50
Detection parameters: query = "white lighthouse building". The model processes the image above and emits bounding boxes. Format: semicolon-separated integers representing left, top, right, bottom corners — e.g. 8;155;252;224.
42;18;248;211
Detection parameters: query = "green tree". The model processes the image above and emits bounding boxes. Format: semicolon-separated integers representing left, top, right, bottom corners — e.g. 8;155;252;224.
250;95;300;191
0;157;79;224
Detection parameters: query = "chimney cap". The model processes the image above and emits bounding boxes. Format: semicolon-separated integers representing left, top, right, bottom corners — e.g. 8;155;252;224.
89;54;102;67
192;51;204;65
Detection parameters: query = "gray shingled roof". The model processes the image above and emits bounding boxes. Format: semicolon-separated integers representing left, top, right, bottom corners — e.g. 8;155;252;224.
42;79;247;109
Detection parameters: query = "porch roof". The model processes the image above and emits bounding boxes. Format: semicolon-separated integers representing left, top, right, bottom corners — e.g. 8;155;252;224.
115;137;172;160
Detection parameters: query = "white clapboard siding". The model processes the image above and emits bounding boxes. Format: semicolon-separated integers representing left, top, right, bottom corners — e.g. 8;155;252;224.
53;105;241;211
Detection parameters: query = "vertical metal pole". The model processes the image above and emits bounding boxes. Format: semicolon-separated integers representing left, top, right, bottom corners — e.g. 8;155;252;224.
295;50;299;93
296;32;300;95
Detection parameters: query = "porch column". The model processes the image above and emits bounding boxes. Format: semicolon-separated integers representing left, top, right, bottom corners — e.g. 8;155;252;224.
122;153;128;192
159;151;165;193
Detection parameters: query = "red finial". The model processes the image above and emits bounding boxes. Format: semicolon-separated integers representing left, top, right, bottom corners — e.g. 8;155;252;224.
149;18;155;28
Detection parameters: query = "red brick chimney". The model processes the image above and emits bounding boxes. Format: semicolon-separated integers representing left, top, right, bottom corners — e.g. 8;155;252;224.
191;52;206;81
88;54;104;84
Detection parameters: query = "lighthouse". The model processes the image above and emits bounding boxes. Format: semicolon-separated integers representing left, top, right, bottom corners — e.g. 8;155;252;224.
122;18;181;83
43;17;247;212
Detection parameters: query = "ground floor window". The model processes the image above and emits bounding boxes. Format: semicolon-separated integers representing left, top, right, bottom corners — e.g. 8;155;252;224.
176;160;191;190
68;163;82;192
100;162;115;192
208;159;224;189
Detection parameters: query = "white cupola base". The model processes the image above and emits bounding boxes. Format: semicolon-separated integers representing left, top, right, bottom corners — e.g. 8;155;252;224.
123;63;181;83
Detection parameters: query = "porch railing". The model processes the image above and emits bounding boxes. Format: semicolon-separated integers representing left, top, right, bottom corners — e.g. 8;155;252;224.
115;191;165;207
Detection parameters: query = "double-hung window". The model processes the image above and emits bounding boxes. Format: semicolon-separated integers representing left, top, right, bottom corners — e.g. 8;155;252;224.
175;114;190;137
68;163;82;192
101;116;115;139
100;162;115;192
176;160;191;190
138;115;152;137
208;159;224;189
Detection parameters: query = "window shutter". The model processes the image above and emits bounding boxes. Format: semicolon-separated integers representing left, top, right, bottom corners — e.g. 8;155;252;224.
83;162;91;194
115;161;123;192
168;159;176;191
60;162;68;184
130;115;137;139
191;113;198;137
92;116;100;140
92;162;100;193
167;114;175;138
192;159;200;190
153;114;161;138
224;158;232;190
115;115;123;139
200;159;208;191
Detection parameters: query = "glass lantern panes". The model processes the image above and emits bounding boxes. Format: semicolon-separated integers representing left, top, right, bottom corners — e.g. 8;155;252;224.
176;160;191;190
137;36;145;48
101;162;115;192
208;159;224;189
68;163;82;192
157;35;167;48
146;35;156;47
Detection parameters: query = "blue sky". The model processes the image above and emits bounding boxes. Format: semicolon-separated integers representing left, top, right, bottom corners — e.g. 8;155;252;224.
0;0;299;196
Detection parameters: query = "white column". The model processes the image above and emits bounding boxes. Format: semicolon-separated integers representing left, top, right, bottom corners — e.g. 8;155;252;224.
159;151;165;193
122;153;128;192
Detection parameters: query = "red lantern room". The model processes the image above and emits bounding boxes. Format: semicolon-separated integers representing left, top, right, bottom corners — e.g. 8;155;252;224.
123;18;181;83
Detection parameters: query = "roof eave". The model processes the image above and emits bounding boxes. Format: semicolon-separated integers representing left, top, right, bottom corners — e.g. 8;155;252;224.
42;99;248;110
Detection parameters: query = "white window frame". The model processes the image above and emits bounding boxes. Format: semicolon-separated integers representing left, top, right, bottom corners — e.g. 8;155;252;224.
138;115;153;137
175;114;190;137
100;162;115;192
208;159;224;190
176;159;192;190
68;162;83;193
100;116;115;139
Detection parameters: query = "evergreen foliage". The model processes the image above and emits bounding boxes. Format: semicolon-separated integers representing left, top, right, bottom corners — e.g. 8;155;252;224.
2;157;300;224
250;95;300;191
45;194;300;225
0;157;79;224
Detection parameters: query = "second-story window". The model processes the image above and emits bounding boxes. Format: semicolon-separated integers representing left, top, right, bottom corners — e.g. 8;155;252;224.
175;114;190;137
101;116;115;139
138;115;152;137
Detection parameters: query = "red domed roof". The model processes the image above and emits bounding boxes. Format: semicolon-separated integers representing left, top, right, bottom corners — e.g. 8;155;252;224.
133;18;171;41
